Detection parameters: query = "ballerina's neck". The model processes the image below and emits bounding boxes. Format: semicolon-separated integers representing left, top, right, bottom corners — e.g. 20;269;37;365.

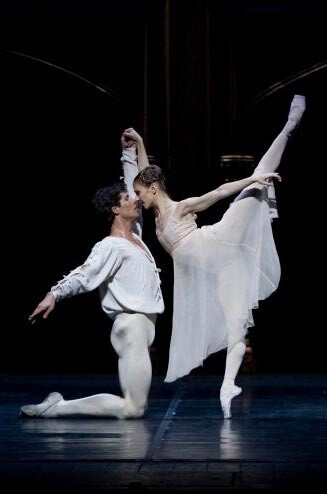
155;201;177;229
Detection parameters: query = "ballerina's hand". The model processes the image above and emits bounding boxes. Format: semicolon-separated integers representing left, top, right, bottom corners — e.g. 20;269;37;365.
253;172;282;186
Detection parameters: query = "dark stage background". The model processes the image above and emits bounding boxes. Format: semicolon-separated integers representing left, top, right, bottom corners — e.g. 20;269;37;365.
0;0;326;376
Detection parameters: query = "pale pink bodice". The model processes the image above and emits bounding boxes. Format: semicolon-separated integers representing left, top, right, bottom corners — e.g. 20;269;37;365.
156;206;197;255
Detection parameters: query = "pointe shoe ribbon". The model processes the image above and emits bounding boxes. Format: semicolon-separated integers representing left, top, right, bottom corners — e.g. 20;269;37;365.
20;392;63;417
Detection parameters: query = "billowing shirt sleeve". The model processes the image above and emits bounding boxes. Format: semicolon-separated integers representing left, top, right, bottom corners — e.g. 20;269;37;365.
51;239;122;302
121;147;138;199
120;147;142;237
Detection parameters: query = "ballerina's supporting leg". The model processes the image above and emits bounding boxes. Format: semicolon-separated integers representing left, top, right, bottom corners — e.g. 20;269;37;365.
220;125;289;415
219;96;306;419
220;339;246;419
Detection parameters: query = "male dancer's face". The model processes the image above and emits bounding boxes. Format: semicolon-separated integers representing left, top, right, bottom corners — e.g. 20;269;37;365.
117;192;140;220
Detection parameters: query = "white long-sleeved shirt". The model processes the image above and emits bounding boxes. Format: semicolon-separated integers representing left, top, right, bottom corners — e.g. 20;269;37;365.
51;147;164;319
121;147;143;236
51;235;164;319
121;147;138;199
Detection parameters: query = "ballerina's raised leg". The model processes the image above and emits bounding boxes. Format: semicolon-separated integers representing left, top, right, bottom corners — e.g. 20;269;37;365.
219;95;306;419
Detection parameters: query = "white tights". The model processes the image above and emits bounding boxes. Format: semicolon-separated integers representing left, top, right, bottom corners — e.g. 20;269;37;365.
221;96;305;395
42;312;156;419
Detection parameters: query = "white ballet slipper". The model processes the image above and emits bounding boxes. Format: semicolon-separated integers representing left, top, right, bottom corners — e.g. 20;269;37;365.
20;392;63;418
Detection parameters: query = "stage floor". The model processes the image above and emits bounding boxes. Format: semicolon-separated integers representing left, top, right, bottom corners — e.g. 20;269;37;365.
1;374;326;492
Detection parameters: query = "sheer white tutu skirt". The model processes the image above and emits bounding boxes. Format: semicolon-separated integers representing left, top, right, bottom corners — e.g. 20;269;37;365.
165;184;280;383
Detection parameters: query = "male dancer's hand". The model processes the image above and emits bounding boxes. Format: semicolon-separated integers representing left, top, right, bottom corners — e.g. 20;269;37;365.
29;292;56;324
121;134;135;149
122;128;143;145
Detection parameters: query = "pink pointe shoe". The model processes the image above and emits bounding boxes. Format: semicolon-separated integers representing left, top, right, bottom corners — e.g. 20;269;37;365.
220;385;242;419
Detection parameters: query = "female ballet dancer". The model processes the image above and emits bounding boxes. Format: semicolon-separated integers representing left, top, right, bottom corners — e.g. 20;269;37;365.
125;95;305;418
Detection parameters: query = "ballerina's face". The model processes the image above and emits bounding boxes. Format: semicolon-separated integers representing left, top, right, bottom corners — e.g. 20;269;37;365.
134;182;156;209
